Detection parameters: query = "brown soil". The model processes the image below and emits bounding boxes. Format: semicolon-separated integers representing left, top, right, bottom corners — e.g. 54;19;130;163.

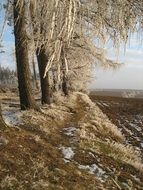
91;95;143;157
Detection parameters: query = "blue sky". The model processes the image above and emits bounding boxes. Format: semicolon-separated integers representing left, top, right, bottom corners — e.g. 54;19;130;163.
0;2;15;69
0;3;143;90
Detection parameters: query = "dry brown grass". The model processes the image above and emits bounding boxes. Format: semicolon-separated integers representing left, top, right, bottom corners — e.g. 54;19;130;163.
1;92;143;189
74;93;143;174
0;175;23;190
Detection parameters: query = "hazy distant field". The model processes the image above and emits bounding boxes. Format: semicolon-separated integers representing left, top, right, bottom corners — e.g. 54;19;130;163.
90;89;143;99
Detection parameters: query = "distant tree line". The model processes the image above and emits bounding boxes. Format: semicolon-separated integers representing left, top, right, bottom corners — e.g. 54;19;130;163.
0;65;17;86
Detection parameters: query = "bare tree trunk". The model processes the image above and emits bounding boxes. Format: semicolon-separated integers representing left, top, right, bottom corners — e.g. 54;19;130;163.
61;48;68;96
13;0;38;110
52;70;57;92
32;56;39;90
29;2;51;104
62;69;68;96
0;102;7;129
36;49;51;104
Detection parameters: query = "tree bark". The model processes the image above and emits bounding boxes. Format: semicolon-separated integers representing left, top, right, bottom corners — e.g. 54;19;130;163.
13;0;38;110
52;70;57;92
61;48;69;96
36;49;51;104
62;69;68;96
29;2;51;104
32;56;39;90
0;102;7;129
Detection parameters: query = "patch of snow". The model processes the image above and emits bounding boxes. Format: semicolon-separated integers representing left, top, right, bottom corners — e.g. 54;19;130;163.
78;163;107;181
2;109;23;126
63;127;77;137
63;159;70;163
133;118;142;125
101;102;109;107
134;147;140;151
129;123;142;132
123;127;134;136
59;146;75;162
96;102;103;107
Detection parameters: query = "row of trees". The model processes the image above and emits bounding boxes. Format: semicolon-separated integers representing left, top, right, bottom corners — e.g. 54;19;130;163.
1;0;143;110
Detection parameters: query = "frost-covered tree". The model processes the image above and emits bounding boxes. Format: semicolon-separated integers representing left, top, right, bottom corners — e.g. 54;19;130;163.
29;0;143;94
1;0;143;107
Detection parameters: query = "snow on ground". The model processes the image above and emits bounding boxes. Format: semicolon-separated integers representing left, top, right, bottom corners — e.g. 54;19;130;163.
63;127;78;137
2;106;23;126
59;146;75;163
129;123;142;132
59;125;109;182
59;127;109;183
78;164;107;182
59;126;79;161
